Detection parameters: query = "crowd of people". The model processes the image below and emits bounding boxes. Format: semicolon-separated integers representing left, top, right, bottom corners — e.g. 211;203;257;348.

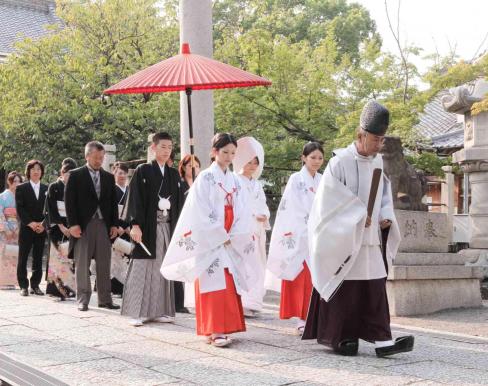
0;100;414;357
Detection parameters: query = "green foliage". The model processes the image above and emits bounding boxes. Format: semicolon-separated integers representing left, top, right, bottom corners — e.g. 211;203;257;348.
405;152;451;177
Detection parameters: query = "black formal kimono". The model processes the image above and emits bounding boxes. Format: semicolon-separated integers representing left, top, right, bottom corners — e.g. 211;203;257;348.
123;161;182;259
121;161;182;318
15;181;48;290
45;179;75;299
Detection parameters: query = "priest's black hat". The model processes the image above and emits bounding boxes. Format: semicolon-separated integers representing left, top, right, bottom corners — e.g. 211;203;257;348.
359;100;389;136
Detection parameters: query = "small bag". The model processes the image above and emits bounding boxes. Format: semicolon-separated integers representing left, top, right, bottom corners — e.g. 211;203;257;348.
113;237;133;255
57;201;66;218
59;241;69;256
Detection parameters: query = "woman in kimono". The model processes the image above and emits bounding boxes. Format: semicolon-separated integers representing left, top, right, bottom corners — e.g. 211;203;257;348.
0;171;23;289
111;162;130;297
233;137;271;317
267;142;324;334
177;154;201;313
45;158;77;300
162;133;254;347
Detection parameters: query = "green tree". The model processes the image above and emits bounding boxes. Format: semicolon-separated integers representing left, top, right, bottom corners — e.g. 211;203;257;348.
0;0;180;176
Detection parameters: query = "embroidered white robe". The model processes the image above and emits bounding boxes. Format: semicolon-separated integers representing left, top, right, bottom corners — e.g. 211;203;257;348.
161;162;255;294
238;175;271;311
266;166;322;291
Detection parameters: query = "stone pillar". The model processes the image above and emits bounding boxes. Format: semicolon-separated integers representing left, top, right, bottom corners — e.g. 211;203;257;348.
147;134;155;162
461;161;488;248
102;144;116;171
441;165;455;242
179;0;214;167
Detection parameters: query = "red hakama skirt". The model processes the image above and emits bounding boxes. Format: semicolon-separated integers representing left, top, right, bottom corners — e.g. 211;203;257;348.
280;262;312;320
194;200;245;336
195;269;246;336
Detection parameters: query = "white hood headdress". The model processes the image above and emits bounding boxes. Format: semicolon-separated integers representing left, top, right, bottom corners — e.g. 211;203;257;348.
233;137;264;179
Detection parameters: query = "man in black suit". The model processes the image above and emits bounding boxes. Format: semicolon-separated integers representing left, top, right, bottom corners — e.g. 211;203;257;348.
16;160;48;296
65;141;119;311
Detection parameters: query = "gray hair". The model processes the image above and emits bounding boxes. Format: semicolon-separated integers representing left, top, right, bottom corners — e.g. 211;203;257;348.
85;141;105;157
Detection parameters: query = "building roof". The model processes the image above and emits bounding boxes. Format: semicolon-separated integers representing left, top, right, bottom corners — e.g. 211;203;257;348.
0;0;59;58
415;90;464;152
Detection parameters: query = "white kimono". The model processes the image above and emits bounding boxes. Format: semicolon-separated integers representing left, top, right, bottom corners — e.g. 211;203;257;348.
161;162;255;294
266;166;322;291
238;175;271;311
308;143;401;301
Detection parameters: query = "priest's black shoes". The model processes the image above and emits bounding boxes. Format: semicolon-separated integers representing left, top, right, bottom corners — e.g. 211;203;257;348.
20;288;28;297
334;339;359;356
98;303;120;310
30;287;44;296
78;304;88;311
375;336;415;358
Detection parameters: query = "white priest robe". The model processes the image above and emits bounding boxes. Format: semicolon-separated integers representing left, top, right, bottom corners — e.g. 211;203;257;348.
238;175;271;311
308;143;401;302
266;166;322;291
161;162;255;295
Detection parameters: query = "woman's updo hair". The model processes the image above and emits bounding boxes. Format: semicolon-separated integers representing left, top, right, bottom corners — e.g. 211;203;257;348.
210;133;238;162
61;158;77;174
302;141;324;157
211;133;237;150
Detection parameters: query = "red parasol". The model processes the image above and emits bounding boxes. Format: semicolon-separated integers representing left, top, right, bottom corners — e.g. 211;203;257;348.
104;43;271;177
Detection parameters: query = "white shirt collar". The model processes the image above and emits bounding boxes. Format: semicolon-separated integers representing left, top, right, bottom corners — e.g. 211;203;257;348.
116;184;126;193
30;180;40;189
156;162;165;177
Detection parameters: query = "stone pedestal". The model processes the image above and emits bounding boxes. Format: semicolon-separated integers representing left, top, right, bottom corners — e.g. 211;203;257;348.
179;0;214;167
387;210;482;316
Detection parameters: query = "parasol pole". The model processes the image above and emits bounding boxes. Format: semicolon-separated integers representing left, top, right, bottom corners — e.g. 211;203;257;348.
185;87;196;180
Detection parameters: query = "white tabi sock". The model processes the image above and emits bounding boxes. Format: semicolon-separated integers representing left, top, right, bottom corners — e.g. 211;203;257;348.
375;340;394;348
296;319;306;329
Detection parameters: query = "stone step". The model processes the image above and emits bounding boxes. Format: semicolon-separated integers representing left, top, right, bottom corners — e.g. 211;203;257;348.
388;265;484;280
394;253;468;266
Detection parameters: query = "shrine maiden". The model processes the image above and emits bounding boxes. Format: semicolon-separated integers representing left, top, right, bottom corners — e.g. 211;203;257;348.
233;137;271;316
161;133;254;347
267;142;324;334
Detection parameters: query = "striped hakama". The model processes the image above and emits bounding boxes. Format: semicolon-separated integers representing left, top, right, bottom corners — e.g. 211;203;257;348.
121;212;175;318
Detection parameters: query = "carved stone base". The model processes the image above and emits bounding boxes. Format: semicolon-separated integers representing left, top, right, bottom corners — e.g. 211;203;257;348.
462;248;488;278
387;278;482;316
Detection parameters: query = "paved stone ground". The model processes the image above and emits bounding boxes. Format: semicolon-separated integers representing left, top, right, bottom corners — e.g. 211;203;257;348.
0;287;487;385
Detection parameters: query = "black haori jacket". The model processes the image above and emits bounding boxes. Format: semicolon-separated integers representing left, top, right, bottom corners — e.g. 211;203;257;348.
123;161;182;259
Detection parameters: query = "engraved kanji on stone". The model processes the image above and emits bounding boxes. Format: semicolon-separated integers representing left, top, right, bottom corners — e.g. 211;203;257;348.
424;219;438;239
404;219;418;238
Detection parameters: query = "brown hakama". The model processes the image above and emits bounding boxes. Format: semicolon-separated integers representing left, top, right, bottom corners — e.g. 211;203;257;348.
302;278;392;348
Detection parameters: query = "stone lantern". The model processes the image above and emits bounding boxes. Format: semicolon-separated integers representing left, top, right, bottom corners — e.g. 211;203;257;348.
442;79;488;268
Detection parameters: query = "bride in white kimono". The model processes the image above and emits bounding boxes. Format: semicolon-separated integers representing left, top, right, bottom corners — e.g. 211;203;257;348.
161;133;254;347
233;137;271;316
266;142;324;333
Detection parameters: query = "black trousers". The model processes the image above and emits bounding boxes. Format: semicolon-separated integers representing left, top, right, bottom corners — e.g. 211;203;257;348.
17;226;46;289
174;281;185;310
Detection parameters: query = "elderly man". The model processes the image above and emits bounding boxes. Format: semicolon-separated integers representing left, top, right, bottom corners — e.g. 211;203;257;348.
65;141;119;311
303;100;414;358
